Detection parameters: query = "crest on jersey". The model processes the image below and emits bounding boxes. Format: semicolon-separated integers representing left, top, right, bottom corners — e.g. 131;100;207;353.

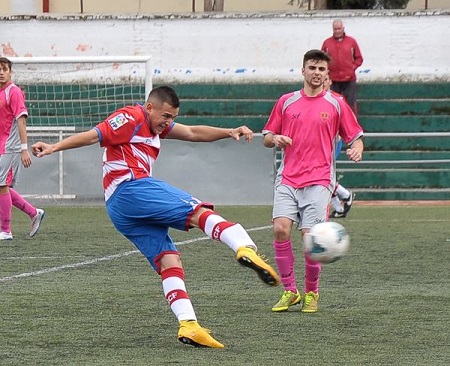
320;112;330;122
108;113;129;130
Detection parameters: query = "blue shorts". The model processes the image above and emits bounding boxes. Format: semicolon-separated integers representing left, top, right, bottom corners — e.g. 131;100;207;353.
105;177;213;272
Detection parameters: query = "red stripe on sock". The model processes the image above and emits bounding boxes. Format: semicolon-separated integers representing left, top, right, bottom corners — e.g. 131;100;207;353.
166;289;189;306
160;266;185;281
212;221;235;241
198;210;214;231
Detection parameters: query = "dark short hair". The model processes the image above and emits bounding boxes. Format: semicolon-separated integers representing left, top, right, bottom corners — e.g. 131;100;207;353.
0;57;12;70
147;85;180;108
303;49;331;67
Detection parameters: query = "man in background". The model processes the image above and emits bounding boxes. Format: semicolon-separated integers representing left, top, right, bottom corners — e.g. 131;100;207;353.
323;74;355;219
321;19;363;113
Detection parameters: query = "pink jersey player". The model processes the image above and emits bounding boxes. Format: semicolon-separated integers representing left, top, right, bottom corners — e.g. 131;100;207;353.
263;49;364;315
0;81;28;154
0;57;45;240
263;88;362;193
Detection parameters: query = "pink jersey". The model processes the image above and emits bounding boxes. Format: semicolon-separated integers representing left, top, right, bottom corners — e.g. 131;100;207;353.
94;104;173;201
262;89;363;191
0;81;28;154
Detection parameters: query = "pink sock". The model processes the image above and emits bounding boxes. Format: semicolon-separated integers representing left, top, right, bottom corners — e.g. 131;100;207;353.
273;240;297;293
0;191;12;233
10;188;37;218
304;253;321;294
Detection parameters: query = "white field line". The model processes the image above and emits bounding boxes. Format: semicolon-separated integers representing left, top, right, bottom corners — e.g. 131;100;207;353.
5;256;90;260
0;225;272;283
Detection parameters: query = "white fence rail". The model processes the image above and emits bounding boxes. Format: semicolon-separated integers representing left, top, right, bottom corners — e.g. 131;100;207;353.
26;126;77;200
271;132;450;168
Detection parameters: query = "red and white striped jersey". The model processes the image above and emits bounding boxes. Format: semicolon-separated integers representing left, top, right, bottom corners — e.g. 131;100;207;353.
94;104;172;201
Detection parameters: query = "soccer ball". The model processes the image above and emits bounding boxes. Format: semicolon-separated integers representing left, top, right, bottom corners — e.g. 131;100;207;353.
303;222;350;264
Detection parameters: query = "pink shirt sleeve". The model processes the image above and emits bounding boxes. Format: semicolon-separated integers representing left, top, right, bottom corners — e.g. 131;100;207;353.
262;93;292;135
8;86;28;119
337;98;364;144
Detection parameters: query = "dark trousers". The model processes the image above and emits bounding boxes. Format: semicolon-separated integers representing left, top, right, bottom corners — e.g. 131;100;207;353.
331;80;358;114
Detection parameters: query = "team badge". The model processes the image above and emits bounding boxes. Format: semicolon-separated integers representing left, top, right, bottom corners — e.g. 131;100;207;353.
320;112;330;122
108;113;129;130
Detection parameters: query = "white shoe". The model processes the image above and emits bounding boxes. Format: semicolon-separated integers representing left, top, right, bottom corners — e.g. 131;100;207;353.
30;208;45;237
0;231;13;240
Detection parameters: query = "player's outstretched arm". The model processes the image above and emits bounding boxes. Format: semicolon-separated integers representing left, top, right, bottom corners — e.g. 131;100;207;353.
167;123;253;143
32;129;99;158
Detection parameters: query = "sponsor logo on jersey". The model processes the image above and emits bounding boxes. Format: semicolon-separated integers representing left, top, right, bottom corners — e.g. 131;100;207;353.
108;113;129;130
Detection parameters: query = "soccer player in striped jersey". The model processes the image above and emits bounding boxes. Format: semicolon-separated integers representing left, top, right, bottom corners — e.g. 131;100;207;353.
262;49;363;314
32;85;280;349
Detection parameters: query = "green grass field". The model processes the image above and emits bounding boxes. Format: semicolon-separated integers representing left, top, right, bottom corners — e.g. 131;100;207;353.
0;205;449;365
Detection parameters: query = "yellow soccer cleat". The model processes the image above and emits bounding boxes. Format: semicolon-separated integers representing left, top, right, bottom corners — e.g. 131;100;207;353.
236;246;280;286
301;291;319;313
271;290;301;312
178;320;225;348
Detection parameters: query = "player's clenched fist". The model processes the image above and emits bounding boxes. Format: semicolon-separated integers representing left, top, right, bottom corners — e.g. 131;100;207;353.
32;142;54;157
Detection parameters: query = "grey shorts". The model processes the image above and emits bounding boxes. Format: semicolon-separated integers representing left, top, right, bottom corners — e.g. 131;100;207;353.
0;153;21;186
272;184;331;230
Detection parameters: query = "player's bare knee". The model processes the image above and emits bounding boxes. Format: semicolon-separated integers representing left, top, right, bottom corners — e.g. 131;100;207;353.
160;253;182;271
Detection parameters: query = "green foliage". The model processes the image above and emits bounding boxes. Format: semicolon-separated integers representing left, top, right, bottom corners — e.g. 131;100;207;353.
327;0;410;9
380;0;411;8
1;205;449;365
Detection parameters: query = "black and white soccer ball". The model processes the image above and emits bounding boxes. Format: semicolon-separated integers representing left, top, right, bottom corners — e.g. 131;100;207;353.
303;222;350;264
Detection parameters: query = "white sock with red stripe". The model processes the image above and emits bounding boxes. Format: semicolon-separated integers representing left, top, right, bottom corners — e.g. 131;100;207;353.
198;211;257;252
161;267;196;322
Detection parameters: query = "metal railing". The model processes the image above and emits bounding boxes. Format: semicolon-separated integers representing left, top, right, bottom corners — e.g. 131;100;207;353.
27;126;76;199
270;131;450;169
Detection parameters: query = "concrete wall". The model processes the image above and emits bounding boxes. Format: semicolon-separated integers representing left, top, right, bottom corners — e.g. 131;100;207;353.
1;12;449;83
0;0;448;14
19;135;276;206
